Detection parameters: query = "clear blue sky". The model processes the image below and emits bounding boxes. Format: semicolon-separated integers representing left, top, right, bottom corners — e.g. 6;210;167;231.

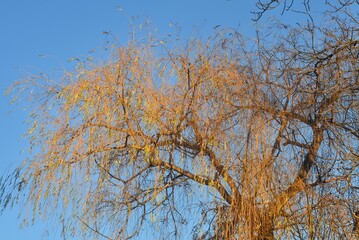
0;0;330;239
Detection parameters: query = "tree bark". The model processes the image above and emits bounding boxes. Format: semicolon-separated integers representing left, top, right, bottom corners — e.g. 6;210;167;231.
256;215;275;240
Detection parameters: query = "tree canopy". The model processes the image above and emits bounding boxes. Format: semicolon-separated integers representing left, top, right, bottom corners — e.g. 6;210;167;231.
1;1;359;239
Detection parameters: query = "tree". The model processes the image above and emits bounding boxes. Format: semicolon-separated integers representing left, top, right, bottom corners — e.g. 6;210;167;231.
253;0;359;20
1;1;358;239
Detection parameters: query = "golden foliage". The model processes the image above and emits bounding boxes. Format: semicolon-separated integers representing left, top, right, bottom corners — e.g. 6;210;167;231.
2;7;359;239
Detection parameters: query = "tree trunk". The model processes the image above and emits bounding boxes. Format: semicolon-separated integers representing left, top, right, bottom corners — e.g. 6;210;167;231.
256;217;275;240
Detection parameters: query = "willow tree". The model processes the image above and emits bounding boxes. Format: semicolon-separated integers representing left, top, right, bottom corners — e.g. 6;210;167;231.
1;2;359;240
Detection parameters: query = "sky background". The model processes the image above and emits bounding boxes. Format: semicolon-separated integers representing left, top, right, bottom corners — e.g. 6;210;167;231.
0;0;337;239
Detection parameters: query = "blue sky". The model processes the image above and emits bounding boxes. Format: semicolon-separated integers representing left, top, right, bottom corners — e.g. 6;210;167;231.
0;0;331;239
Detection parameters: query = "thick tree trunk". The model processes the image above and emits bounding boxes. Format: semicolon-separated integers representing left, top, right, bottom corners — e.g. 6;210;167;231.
256;217;275;240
